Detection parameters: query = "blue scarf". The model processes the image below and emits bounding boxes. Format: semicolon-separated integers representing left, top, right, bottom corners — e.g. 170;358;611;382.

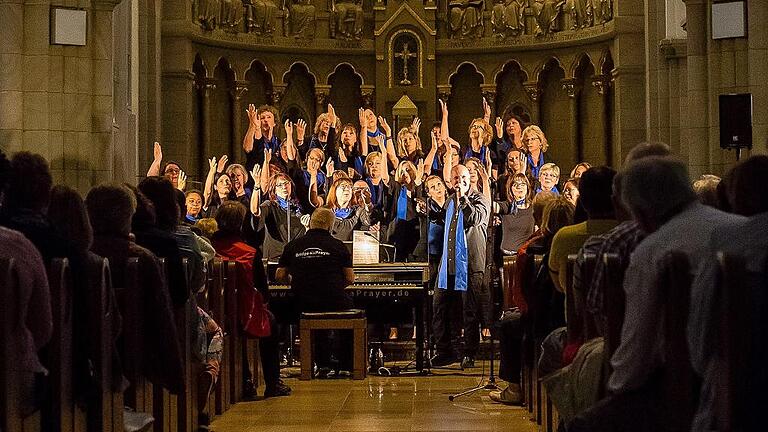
262;135;280;153
365;178;383;207
276;196;290;210
396;187;409;220
437;198;468;291
335;207;354;219
535;185;560;195
516;198;526;207
528;152;545;178
302;170;326;188
366;128;383;139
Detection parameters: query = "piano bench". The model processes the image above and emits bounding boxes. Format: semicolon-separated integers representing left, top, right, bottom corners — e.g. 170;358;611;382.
299;310;367;381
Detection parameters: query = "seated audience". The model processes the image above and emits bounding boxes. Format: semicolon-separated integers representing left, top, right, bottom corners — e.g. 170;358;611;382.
689;155;768;431
0;149;52;411
86;184;184;394
692;174;721;207
211;201;290;398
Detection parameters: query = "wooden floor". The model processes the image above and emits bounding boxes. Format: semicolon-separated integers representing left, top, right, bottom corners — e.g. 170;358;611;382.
211;364;537;432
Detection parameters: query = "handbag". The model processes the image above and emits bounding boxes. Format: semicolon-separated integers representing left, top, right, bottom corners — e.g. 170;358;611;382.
244;290;272;338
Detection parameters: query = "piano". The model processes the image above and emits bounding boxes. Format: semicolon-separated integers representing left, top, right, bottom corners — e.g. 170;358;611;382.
266;262;431;371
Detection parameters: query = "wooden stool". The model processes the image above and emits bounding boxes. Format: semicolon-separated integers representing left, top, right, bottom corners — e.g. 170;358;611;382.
299;310;367;380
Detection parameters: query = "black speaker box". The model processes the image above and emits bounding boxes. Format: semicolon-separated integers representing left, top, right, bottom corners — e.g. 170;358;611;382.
719;93;753;149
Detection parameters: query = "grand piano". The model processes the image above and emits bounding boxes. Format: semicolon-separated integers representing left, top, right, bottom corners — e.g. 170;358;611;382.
266;262;431;372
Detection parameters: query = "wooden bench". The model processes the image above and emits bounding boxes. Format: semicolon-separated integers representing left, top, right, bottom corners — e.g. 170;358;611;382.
299;310;367;380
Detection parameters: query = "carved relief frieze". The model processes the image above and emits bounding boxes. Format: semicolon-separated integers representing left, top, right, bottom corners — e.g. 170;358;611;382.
285;0;317;39
331;0;364;41
533;0;566;36
491;0;525;40
220;0;244;33
245;0;278;36
194;0;221;31
523;81;541;101
448;0;485;39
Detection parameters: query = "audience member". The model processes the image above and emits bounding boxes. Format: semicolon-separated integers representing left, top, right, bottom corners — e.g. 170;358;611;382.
692;174;721;207
689;155;768;431
86;184;184;394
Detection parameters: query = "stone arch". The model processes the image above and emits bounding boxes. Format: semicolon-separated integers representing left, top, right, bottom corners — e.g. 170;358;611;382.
246;59;276;87
598;49;614;76
495;61;532;131
387;28;424;88
211;58;236;160
326;62;366;86
534;57;565;84
538;59;572;170
193;54;209;79
282;63;318;134
328;64;363;129
281;61;318;87
448;63;484;146
448;61;487;86
493;59;529;84
568;53;596;80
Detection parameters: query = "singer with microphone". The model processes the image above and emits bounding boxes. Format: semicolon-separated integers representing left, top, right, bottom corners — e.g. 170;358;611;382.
249;167;310;261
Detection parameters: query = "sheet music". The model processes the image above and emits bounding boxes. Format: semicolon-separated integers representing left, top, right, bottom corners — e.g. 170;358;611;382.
352;230;380;265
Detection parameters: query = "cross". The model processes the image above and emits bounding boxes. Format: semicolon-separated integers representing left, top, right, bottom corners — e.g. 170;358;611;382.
394;43;417;86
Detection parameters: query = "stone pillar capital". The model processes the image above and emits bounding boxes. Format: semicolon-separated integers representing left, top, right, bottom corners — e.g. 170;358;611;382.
361;86;375;108
480;85;497;105
561;79;581;98
523;82;541;102
437;85;451;101
315;85;331;105
591;75;612;95
271;85;286;105
196;78;217;93
231;81;249;100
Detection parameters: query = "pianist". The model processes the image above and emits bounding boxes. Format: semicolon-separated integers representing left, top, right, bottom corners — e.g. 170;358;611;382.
275;207;355;376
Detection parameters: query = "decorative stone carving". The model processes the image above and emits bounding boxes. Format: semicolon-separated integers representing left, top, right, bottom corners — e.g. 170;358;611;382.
570;0;594;29
331;0;364;41
533;0;566;36
194;0;221;30
598;0;613;24
523;82;541;101
271;85;286;105
286;0;317;39
220;0;244;32
481;85;497;107
437;85;451;102
245;0;278;36
491;0;525;39
231;82;249;100
591;75;611;95
561;79;580;98
448;0;485;39
394;41;418;86
361;86;375;108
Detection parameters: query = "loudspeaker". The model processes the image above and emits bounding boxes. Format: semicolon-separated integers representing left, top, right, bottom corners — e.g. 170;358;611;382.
719;93;752;149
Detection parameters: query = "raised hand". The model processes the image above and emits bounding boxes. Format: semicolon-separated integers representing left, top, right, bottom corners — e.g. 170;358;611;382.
264;148;272;163
416;198;428;215
482;97;491;119
250;165;261;184
439;99;448;116
338;146;347;163
358;107;366;127
153;141;163;162
217;155;228;173
378;116;391;137
208;156;217;171
246;104;258;127
485;153;492;176
325;157;334;176
327;103;337;126
411;117;421;134
284;119;294;138
416;158;425;180
300;214;311;228
177;170;187;191
495;116;504;138
296;119;306;142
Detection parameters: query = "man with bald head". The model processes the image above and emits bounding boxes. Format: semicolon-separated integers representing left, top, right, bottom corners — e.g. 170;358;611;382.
431;164;490;368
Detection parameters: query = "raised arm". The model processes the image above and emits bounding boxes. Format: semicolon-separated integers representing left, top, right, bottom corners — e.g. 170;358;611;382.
202;156;217;209
243;104;262;153
147;141;162;177
358;108;369;156
249;164;263;216
283;119;297;161
442;149;454;187
260;149;271;189
378;116;399;167
478;163;492;204
308;163;324;208
423;133;438;175
439;99;450;144
295;118;307;154
379;147;390;186
482;97;491;124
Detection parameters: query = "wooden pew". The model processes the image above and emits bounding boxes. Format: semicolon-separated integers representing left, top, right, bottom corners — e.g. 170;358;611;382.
153;258;178;432
659;251;697;432
88;258;122;432
519;254;543;421
500;255;517;310
601;253;624;378
46;258;81;432
118;258;155;429
716;252;765;431
208;259;230;414
1;257;42;432
224;261;244;402
176;259;195;432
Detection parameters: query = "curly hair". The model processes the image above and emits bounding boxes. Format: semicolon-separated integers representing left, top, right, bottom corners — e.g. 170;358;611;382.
467;118;493;147
325;177;353;210
521;125;549;153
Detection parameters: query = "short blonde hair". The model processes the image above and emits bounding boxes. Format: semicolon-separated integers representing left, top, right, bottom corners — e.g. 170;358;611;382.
539;162;560;179
310;207;336;230
521;125;549;152
395;160;418;184
364;151;382;176
396;127;421;158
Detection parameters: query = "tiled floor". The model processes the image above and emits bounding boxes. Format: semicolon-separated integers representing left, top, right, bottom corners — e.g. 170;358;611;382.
211;366;537;432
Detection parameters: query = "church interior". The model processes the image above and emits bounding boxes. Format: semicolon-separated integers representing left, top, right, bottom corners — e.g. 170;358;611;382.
1;1;767;432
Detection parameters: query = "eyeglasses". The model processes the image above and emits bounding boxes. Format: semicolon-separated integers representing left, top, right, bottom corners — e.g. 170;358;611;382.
352;187;367;192
338;184;352;191
512;182;527;187
164;167;180;174
275;182;290;188
540;172;558;179
471;124;486;130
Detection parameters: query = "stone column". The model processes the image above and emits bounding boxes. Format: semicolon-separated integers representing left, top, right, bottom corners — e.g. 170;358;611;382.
196;79;216;176
231;81;249;162
0;0;24;154
684;0;709;176
562;79;581;164
592;75;613;166
523;81;542;125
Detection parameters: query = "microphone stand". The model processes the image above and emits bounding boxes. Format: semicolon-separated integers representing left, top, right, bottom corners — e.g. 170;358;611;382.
449;176;501;400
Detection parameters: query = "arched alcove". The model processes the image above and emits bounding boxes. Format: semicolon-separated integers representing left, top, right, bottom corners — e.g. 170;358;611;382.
329;64;363;131
192;55;207;177
575;55;604;165
496;61;532;128
282;63;317;136
538;59;571;171
212;58;235;159
448;63;484;148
